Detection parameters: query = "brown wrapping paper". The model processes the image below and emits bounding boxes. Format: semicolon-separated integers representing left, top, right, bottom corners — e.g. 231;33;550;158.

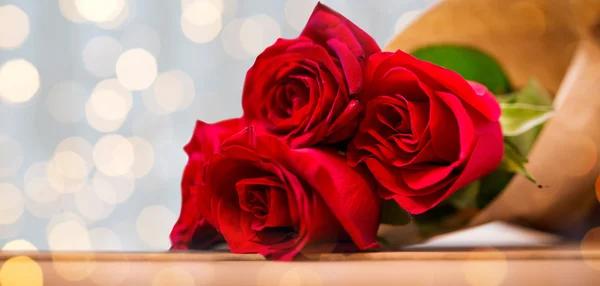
385;0;600;234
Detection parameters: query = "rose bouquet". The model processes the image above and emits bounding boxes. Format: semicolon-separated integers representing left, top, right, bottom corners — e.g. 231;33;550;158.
170;3;554;260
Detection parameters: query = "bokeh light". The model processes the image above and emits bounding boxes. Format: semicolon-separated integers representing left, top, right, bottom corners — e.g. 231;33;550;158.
24;162;62;204
85;78;132;132
221;18;251;60
0;59;40;104
75;0;125;23
53;257;96;282
240;14;281;56
47;150;89;194
89;89;131;121
48;219;91;251
75;184;116;222
149;72;183;113
47;217;95;281
181;0;224;12
116;48;158;90
47;81;88;124
86;102;127;132
595;175;600;203
182;1;220;26
0;183;25;225
93;134;135;177
92;170;136;204
46;212;85;234
2;239;38;251
128;136;155;178
24;198;64;219
83;36;123;78
180;0;223;43
0;5;30;50
55;137;95;168
97;0;136;29
0;256;43;286
51;151;89;181
168;70;196;111
59;0;88;23
0;135;24;177
136;205;177;248
142;70;196;115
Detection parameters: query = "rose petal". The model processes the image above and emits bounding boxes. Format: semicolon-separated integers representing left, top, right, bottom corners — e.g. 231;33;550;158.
428;90;476;163
184;118;244;159
384;50;501;121
326;38;363;94
301;3;380;60
289;148;380;250
394;120;503;213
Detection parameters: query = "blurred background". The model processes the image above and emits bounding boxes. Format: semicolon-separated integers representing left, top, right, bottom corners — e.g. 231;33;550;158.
0;0;439;252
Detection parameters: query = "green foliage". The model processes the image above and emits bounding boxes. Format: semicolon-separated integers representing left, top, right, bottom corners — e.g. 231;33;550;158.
498;79;552;105
498;140;536;183
448;180;480;209
500;103;554;137
500;79;553;155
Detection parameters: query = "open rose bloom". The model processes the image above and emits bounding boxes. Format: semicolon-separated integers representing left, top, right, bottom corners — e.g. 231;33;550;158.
171;2;504;260
348;51;503;214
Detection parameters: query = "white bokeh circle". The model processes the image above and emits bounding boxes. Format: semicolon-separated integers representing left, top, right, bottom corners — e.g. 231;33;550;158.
0;59;40;104
116;48;158;91
240;14;280;56
93;134;135;177
0;5;30;50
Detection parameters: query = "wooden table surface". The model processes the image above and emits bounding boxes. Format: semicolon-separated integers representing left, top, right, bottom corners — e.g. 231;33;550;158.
1;246;600;285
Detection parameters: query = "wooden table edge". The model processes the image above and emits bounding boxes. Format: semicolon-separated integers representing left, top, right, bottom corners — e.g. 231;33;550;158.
2;245;598;262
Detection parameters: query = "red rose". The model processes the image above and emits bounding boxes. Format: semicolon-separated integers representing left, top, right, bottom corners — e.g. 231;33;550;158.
170;118;244;250
191;126;380;260
242;3;380;148
348;51;503;214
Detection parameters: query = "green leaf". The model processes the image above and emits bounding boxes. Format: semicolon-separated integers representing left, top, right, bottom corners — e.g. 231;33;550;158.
498;141;536;183
411;45;511;94
499;79;553;152
500;103;554;137
500;79;552;106
505;125;542;156
448;180;480;209
380;199;412;226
